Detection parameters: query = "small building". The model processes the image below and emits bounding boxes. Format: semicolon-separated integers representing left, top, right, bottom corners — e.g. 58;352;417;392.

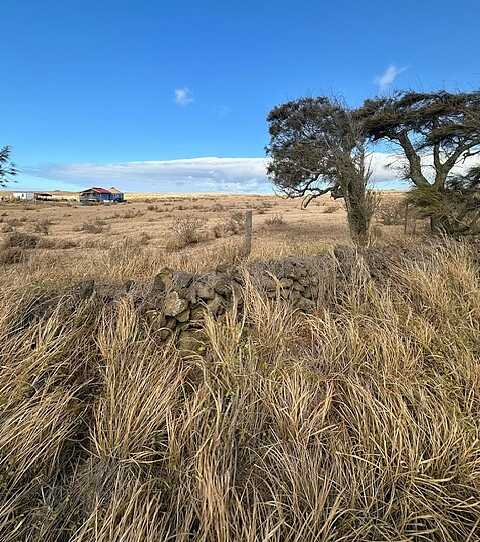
50;190;80;202
80;187;116;204
108;187;125;202
12;191;52;201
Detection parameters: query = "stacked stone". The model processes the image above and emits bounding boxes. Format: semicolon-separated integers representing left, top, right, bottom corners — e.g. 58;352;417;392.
148;267;243;342
145;257;327;346
72;254;337;351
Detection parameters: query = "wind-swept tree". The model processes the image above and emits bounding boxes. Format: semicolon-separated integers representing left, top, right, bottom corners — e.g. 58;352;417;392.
357;91;480;231
406;164;480;236
266;97;374;246
0;146;17;186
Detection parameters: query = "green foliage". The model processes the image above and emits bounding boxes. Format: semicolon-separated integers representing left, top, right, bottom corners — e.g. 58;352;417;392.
357;90;480;190
407;170;480;236
0;146;17;187
266;96;372;245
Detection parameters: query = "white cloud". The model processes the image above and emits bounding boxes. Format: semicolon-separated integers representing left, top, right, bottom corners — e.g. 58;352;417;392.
374;65;408;91
24;157;269;193
174;87;194;106
23;153;480;194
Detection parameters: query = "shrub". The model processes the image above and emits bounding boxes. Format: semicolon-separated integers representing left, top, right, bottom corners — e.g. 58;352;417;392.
228;211;245;233
125;232;150;246
323;204;340;214
211;222;226;239
2;231;40;249
211;202;225;212
376;198;407;225
77;221;109;234
265;213;286;226
1;223;13;233
50;239;78;250
166;217;203;251
0;246;26;265
122;209;144;219
210;211;246;239
33;219;52;235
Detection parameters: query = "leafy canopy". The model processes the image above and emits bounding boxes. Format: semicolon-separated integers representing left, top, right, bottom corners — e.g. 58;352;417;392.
357;90;480;189
266;97;365;206
0;146;17;187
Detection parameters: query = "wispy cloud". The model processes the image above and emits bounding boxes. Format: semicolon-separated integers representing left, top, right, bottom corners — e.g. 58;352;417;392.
374;64;408;91
20;153;480;194
174;87;194;106
21;153;427;193
24;157;269;193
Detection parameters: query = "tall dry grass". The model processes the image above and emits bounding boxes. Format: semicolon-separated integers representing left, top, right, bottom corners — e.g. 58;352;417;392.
0;241;480;540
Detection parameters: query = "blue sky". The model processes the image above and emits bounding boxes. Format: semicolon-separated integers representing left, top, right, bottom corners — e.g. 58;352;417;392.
2;0;479;192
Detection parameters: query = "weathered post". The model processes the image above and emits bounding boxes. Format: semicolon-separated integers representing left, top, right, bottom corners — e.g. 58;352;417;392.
404;201;409;234
243;209;252;257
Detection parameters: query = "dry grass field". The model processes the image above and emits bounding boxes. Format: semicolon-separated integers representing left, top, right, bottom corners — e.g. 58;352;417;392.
0;191;412;284
2;191;480;541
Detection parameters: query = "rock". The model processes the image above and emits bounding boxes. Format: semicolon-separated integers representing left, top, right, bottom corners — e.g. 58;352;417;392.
178;330;204;353
230;281;243;302
298;276;311;287
213;276;232;296
190;304;205;320
165;317;177;329
173;271;193;290
283;262;297;279
194;282;215;300
289;289;302;302
296;297;316;312
145;310;166;328
207;294;225;316
78;279;95;299
175;308;191;323
261;277;277;291
153;268;173;292
279;277;293;288
164;292;188;317
157;328;172;341
296;264;307;278
303;287;313;299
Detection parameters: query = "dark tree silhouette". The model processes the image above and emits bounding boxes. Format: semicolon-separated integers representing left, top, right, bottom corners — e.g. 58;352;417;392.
406;166;480;237
357;90;480;233
266;97;374;246
0;146;17;187
357;91;480;190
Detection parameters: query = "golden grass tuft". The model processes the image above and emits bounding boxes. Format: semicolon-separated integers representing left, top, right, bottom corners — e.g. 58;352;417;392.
1;240;480;540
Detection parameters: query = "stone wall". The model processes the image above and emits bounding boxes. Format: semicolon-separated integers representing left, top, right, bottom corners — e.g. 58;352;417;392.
72;244;423;350
133;254;339;348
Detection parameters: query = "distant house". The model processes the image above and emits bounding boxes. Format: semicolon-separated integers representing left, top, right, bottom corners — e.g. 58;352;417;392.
108;187;125;202
12;191;52;201
50;190;80;202
79;187;125;204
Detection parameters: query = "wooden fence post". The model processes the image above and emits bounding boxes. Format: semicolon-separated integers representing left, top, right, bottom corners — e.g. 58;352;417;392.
404;201;409;234
243;209;252;257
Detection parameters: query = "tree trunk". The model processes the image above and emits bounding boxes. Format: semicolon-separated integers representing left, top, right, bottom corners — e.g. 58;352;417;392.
346;199;371;246
429;181;447;233
344;181;372;247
